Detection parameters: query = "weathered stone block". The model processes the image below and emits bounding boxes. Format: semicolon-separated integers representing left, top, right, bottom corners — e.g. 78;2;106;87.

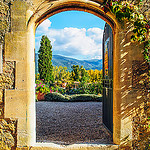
0;118;17;150
11;1;27;32
5;32;26;61
0;61;15;89
12;16;26;32
15;61;27;90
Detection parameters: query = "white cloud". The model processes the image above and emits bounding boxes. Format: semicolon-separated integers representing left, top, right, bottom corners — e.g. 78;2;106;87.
35;20;103;59
36;19;52;33
87;28;103;43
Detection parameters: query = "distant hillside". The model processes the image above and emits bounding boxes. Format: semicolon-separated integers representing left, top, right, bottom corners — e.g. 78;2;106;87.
52;55;102;71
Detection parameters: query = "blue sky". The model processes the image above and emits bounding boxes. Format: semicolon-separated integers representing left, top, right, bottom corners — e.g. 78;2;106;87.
35;11;105;60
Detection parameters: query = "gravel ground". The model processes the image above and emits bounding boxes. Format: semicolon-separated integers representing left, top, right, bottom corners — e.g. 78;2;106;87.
36;102;113;145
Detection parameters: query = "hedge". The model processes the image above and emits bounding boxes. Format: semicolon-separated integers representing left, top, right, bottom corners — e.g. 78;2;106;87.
44;92;70;102
70;94;102;102
44;92;102;102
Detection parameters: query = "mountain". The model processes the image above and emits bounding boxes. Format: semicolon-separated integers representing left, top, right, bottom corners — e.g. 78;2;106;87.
52;55;102;71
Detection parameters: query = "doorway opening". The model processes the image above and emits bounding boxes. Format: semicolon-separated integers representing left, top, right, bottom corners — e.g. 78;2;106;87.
35;10;113;145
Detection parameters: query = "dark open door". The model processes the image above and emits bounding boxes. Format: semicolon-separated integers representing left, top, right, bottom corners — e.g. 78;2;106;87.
102;23;113;133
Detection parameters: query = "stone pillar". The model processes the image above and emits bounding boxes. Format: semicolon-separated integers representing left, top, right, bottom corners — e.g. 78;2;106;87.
26;20;36;146
4;0;36;147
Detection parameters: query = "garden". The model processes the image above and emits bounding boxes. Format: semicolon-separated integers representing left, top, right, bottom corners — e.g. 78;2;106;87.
35;35;103;102
35;67;103;102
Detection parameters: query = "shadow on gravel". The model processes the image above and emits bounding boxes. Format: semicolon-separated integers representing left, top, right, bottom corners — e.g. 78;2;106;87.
36;101;113;145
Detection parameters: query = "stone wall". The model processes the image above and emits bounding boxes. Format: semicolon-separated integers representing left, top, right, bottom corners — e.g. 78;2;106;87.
130;1;150;148
0;0;149;149
0;61;15;119
0;61;16;149
0;0;11;44
131;61;150;149
0;118;17;150
0;61;15;89
0;2;16;147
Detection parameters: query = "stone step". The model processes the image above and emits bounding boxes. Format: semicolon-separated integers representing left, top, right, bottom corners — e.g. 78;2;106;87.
28;143;119;150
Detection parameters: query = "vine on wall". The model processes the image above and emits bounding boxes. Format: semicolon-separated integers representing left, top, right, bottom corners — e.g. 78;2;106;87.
102;0;150;64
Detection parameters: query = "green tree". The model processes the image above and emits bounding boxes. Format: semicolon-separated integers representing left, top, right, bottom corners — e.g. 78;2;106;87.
53;66;70;84
71;65;80;81
80;66;89;83
38;35;54;83
87;69;103;83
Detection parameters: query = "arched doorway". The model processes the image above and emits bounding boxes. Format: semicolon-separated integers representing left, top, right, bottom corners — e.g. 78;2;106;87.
35;10;112;144
27;1;120;146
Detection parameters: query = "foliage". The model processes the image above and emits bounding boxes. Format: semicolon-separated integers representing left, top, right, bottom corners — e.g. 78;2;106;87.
70;94;102;102
103;0;149;63
52;65;102;85
66;88;80;94
70;65;90;82
44;92;102;102
38;35;54;83
50;86;59;93
87;69;103;83
35;82;50;94
35;73;40;81
65;82;102;95
57;87;66;94
36;65;103;96
71;65;80;81
45;92;70;102
53;66;70;83
79;82;103;95
80;66;87;82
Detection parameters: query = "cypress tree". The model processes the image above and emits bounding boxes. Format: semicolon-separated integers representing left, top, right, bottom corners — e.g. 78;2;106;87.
38;35;54;83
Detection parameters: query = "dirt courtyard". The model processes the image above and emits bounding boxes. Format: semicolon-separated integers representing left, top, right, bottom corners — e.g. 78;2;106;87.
36;102;113;145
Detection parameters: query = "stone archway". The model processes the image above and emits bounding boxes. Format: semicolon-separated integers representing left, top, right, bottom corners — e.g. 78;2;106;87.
2;0;149;149
27;0;121;145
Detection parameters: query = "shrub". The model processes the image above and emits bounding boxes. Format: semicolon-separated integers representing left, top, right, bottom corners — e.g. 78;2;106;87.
70;94;102;102
36;83;50;94
57;87;66;94
78;82;103;95
45;92;70;102
44;93;102;102
67;88;80;94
